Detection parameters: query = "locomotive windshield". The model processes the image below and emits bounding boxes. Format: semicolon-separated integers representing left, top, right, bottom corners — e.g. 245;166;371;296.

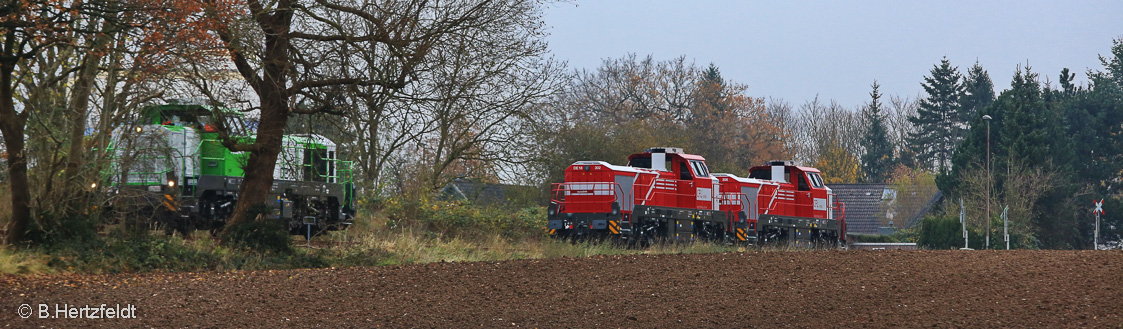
627;155;672;171
808;173;824;188
748;167;790;181
748;168;770;180
690;160;709;177
628;156;651;169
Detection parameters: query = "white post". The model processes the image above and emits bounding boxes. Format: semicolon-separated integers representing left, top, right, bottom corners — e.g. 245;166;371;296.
984;115;992;250
1003;205;1009;250
1095;212;1100;251
1093;199;1104;251
961;198;968;249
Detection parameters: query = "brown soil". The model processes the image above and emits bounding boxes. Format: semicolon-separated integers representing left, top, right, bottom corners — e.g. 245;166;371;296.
2;250;1121;328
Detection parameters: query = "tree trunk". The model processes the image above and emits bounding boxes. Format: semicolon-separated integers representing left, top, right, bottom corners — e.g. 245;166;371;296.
220;3;292;235
0;61;31;245
63;36;109;185
223;94;287;228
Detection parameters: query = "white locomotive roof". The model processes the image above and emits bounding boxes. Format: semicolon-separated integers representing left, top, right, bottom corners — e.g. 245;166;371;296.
284;134;337;148
711;173;779;186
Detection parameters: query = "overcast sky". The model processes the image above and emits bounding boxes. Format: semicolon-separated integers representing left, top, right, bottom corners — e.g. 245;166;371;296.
543;1;1123;108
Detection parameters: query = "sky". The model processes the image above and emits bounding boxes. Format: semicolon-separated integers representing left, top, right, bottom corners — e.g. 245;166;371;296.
542;1;1123;108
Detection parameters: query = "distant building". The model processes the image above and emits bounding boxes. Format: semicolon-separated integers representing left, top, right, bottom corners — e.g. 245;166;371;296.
439;178;541;208
828;183;941;235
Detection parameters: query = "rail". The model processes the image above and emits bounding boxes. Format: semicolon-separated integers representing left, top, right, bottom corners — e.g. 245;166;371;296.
832;200;846;221
718;192;749;209
550;182;625;214
551;178;701;213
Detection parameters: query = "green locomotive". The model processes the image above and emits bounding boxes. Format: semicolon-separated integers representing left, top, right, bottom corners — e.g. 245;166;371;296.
107;102;355;235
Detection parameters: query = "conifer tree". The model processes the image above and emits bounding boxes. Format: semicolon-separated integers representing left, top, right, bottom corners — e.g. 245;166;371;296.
961;61;995;123
861;80;894;182
999;66;1056;165
908;57;966;173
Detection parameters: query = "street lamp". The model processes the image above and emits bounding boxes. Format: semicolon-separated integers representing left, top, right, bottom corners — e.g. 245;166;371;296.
983;114;992;250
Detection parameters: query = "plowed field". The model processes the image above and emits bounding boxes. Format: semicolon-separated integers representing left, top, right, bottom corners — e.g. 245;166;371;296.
3;250;1121;328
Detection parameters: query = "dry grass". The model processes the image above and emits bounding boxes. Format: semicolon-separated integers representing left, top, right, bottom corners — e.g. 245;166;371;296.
320;212;756;266
0;206;829;276
0;247;52;275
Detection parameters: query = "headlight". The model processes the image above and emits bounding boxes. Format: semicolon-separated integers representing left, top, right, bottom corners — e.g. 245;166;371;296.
90;182;98;189
135;126;143;133
167;180;176;188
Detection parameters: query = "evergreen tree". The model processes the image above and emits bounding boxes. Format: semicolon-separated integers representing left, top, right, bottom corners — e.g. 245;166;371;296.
999;66;1058;165
860;80;894;182
697;63;727;115
961;61;995;123
992;66;1076;248
908;57;967;173
943;39;1123;249
1064;39;1123;247
1058;68;1077;96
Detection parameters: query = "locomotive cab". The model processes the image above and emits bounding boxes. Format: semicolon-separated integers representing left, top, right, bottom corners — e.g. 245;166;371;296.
745;161;844;246
625;147;719;211
747;161;833;220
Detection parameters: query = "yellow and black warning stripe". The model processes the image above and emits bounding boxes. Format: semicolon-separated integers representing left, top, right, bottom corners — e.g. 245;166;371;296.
608;220;620;234
735;228;747;241
547;229;557;235
162;194;179;211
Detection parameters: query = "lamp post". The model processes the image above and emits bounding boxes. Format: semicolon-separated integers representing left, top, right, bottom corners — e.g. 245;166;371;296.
983;114;992;250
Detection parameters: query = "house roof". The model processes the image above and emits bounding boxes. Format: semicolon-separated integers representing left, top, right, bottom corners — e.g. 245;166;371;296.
829;184;889;235
441;179;539;207
828;183;942;235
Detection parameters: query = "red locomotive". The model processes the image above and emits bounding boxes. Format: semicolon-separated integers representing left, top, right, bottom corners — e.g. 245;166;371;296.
547;147;846;246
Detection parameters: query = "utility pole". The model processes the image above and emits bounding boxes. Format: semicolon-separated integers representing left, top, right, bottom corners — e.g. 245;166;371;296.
983;114;992;250
1093;199;1104;250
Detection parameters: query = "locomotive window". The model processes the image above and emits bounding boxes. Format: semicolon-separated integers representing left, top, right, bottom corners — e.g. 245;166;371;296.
628;156;651;169
690;160;709;177
679;161;692;180
808;173;824;188
797;174;810;191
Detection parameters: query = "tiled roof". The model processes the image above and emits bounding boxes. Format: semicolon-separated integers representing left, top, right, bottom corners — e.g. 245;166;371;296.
441;179;539;207
829;184;888;235
829;183;942;235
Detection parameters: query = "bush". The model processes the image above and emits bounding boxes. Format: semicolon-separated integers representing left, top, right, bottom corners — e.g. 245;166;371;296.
20;210;100;248
221;203;293;254
30;233;328;274
850;234;900;243
918;214;990;249
918;215;959;249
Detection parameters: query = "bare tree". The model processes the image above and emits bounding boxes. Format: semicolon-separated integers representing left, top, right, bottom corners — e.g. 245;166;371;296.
887;95;920;167
956;160;1064;248
333;0;562;193
0;0;142;244
183;0;560;231
788;97;863;165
